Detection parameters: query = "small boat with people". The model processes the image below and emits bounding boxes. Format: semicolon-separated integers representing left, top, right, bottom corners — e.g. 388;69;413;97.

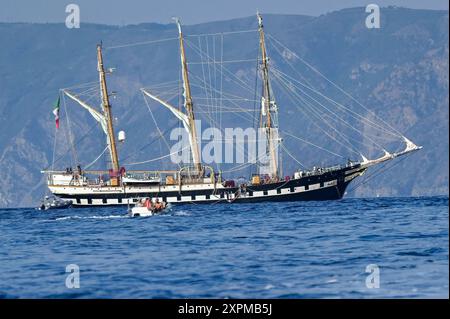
37;195;72;210
129;198;167;217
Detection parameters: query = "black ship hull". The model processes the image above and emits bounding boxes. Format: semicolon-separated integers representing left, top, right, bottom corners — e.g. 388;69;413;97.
51;164;366;207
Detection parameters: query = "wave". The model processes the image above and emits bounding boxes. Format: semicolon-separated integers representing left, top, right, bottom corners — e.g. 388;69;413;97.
53;214;129;221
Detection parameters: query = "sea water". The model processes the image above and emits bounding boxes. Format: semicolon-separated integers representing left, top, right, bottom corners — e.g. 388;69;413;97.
0;196;448;298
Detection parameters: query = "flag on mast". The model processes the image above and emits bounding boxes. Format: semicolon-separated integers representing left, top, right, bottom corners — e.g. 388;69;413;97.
53;96;60;128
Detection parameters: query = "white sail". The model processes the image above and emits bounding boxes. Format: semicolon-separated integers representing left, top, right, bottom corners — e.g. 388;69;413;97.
361;136;422;167
402;136;421;153
63;90;108;135
360;153;370;164
141;89;198;162
141;89;190;129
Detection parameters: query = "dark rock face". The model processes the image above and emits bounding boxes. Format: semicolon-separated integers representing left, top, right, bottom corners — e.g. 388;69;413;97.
0;7;448;207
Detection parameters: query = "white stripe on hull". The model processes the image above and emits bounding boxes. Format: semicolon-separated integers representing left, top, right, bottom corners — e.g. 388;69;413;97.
49;183;226;195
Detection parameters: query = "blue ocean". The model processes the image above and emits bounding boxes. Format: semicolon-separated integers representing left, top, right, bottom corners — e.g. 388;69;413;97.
0;196;448;298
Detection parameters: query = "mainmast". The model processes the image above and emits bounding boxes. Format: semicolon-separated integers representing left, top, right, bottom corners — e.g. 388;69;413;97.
174;18;202;173
257;12;279;179
97;44;120;179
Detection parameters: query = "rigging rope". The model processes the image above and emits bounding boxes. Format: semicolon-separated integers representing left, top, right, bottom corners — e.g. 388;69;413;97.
267;33;404;138
43;122;99;170
189;75;257;124
125;145;191;166
270;66;400;139
120;121;180;163
272;71;361;156
271;68;387;151
84;145;109;169
105;37;178;50
218;33;224;172
282;131;345;159
51;122;58;171
206;34;215;120
187;59;256;65
347;153;412;194
186;29;258;38
198;36;212;122
185;38;255;94
62;93;79;166
62;81;99;91
142;91;182;169
280;143;306;168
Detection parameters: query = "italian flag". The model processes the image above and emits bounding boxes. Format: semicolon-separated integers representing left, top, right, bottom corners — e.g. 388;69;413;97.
53;96;60;129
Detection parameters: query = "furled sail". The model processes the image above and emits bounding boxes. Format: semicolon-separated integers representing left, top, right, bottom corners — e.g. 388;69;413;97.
360;136;422;167
141;89;190;130
141;88;198;162
63;90;108;135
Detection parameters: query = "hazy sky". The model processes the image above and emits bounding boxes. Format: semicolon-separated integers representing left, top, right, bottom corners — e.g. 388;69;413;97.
0;0;448;25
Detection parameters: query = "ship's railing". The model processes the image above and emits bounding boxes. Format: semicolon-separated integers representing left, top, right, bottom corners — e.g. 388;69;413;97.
123;171;161;180
296;161;360;178
41;169;180;174
42;169;177;187
41;167;222;186
178;165;219;184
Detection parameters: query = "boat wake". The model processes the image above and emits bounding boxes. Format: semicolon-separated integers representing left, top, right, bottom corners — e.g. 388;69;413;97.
53;214;129;221
51;203;177;221
172;210;191;216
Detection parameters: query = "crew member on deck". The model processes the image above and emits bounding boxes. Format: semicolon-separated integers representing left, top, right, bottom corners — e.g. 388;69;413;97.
154;199;162;211
145;198;152;210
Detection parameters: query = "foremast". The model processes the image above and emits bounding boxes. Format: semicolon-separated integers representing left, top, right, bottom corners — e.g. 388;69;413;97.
97;44;120;181
257;12;279;179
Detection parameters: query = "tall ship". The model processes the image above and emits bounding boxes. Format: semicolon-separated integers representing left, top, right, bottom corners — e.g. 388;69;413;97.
42;14;422;206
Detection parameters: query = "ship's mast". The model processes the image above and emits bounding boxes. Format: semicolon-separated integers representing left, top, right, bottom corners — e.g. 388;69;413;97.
257;12;279;179
97;44;120;176
174;18;202;173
